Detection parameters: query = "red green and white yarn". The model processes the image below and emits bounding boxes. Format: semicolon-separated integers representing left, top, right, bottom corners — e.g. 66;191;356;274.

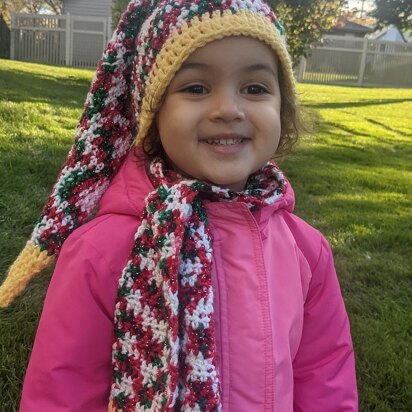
28;0;285;260
132;0;284;107
29;0;149;256
110;158;285;411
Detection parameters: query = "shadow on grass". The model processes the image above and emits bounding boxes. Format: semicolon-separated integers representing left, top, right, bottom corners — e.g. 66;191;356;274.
281;108;411;265
0;141;70;260
321;121;373;138
0;66;91;108
305;98;412;110
301;107;374;139
364;118;411;137
287;142;410;173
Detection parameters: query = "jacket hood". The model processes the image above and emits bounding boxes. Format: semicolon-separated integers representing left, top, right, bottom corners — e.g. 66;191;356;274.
97;149;295;219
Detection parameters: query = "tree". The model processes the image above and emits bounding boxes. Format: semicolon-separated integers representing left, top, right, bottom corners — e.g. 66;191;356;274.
0;0;61;24
340;7;376;27
23;0;61;14
43;0;62;14
0;1;23;23
112;0;129;30
370;0;412;32
268;0;346;66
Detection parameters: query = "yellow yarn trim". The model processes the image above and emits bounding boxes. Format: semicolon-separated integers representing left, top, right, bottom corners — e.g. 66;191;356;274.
108;400;119;412
135;9;295;145
0;242;54;308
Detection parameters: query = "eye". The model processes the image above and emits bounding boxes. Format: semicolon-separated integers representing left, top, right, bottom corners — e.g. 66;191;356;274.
181;84;208;94
243;84;269;95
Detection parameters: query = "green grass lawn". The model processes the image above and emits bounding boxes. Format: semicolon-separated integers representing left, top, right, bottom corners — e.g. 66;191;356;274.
0;59;411;411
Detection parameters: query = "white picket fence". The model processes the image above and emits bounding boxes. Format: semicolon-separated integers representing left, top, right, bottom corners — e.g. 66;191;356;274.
297;35;412;88
10;13;111;68
8;15;412;87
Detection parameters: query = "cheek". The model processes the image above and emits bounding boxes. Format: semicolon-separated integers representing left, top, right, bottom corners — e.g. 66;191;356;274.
259;108;281;138
156;128;192;172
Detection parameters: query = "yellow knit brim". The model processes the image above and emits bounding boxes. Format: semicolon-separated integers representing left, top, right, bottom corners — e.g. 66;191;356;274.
0;242;54;308
135;9;295;146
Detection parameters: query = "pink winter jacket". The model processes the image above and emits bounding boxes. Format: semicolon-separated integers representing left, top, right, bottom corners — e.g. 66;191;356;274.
20;150;358;411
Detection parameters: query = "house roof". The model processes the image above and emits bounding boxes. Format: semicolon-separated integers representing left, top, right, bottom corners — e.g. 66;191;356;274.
331;17;373;35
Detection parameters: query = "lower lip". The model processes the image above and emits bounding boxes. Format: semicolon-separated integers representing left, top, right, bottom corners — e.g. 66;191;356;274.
201;139;249;155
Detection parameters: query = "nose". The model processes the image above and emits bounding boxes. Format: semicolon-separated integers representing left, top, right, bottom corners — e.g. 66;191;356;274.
208;90;245;122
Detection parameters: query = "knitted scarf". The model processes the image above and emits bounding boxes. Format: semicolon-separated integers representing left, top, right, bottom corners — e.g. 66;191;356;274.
110;158;285;411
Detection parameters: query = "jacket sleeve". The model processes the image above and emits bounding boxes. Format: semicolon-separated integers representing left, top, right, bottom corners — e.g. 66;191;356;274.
293;236;358;411
20;233;119;412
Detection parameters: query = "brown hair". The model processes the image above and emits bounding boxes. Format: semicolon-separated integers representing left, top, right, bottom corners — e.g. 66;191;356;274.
275;67;308;160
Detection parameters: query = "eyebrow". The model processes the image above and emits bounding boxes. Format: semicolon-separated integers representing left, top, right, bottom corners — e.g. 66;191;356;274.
179;62;277;78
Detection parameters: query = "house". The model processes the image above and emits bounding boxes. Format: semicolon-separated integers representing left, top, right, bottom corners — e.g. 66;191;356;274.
371;25;411;43
60;0;113;67
329;17;373;38
62;0;112;18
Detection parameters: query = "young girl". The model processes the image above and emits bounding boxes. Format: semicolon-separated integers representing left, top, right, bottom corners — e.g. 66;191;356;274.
0;0;358;410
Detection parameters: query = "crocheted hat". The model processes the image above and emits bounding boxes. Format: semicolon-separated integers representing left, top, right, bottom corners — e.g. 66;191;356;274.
0;0;295;308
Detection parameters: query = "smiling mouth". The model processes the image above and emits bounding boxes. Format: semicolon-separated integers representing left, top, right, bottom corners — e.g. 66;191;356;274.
204;138;247;145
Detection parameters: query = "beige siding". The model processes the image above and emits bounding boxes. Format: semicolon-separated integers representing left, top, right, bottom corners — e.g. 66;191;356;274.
62;0;112;17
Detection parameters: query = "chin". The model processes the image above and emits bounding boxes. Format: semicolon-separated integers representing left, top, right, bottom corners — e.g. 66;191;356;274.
208;176;248;192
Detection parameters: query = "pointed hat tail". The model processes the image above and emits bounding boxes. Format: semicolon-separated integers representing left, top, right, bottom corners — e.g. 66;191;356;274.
0;242;54;308
0;0;153;307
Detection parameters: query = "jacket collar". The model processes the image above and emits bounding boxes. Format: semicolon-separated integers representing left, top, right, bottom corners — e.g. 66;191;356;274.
97;148;295;220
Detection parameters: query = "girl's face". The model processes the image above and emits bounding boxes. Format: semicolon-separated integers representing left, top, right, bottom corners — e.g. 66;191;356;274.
155;36;281;192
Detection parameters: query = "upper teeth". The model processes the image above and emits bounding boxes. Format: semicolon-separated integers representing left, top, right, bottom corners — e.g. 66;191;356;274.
205;138;244;145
